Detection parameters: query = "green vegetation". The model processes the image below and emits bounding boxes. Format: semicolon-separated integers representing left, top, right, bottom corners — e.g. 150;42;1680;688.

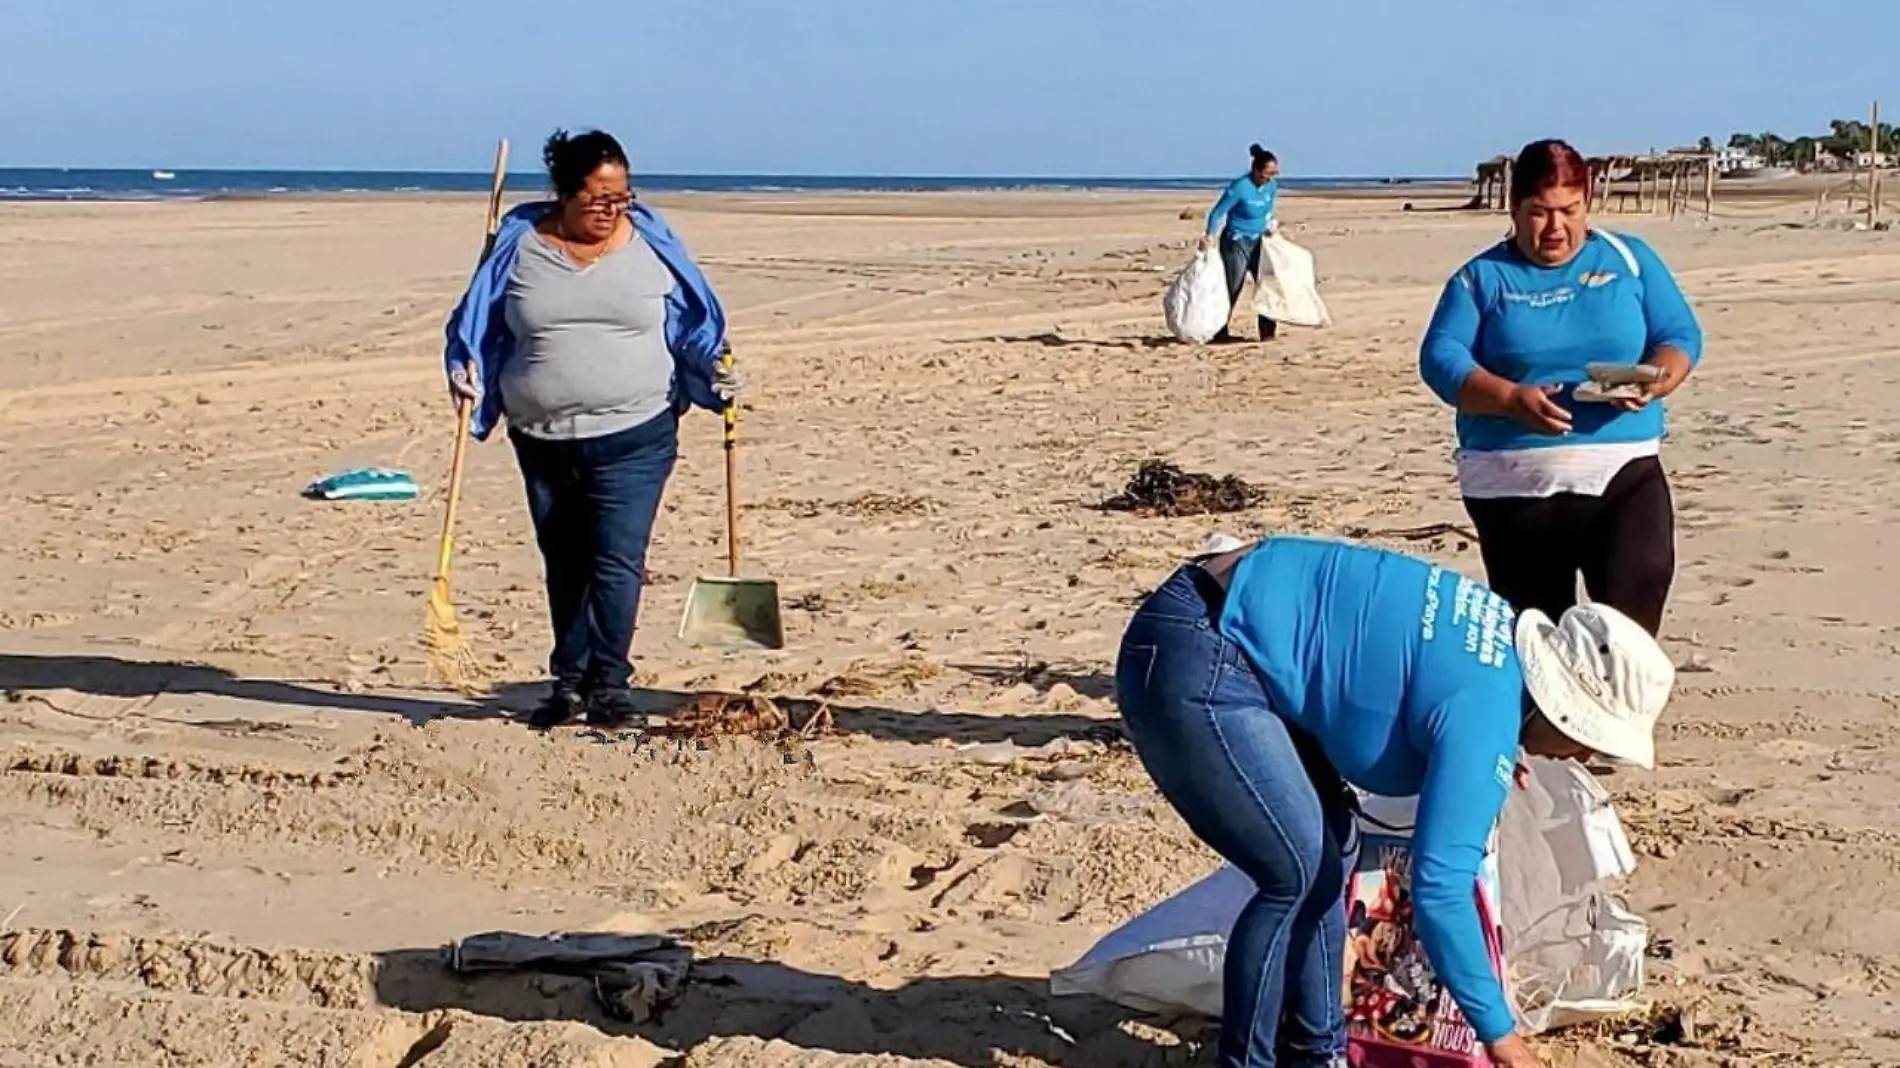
1718;119;1897;166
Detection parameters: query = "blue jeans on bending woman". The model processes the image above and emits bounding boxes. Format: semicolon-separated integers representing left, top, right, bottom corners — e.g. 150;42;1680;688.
509;409;679;701
1114;565;1353;1068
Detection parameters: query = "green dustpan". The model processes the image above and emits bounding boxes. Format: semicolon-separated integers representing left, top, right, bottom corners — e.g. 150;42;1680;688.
679;351;784;651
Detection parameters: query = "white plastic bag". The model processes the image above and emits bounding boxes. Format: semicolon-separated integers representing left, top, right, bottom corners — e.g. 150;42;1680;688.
1256;234;1331;328
1163;246;1230;343
1049;760;1646;1035
1494;757;1646;1032
1048;863;1248;1017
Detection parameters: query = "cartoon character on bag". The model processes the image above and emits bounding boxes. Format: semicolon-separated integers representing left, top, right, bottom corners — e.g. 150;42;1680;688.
1374;930;1444;1044
1343;900;1397;1013
1342;850;1447;1046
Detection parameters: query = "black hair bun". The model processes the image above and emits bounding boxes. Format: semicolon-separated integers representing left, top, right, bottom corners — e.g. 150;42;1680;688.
543;129;572;173
540;128;631;199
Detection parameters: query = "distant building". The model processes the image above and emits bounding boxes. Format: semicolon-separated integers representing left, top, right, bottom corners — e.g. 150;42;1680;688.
1714;147;1766;177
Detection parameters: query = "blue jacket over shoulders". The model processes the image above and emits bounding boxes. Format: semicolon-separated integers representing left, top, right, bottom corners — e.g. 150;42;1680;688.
443;200;728;441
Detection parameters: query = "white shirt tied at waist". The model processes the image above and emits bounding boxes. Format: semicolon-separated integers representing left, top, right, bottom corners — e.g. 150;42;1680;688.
1456;439;1660;500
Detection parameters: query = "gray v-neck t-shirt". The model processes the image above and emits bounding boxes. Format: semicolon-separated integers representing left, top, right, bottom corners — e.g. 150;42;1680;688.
499;229;676;441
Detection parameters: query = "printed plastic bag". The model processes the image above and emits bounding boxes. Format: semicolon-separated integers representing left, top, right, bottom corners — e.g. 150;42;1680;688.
1050;761;1645;1039
1163;246;1231;343
1344;802;1504;1067
1256;234;1331;328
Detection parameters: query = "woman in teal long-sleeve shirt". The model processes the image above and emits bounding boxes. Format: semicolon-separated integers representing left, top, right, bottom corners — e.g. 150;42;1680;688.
1418;138;1703;639
1202;144;1282;342
1115;534;1677;1067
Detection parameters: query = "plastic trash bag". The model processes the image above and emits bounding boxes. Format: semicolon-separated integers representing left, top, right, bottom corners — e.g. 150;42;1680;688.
1050;759;1645;1038
1256;234;1331;328
1494;757;1646;1032
1054;793;1505;1067
1341;797;1504;1064
1163;246;1231;343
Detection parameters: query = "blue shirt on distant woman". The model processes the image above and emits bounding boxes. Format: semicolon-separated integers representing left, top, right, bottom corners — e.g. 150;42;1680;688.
1207;171;1279;239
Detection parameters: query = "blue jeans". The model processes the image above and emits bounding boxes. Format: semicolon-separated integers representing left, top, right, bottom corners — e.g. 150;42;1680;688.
1115;565;1352;1068
1219;231;1277;339
509;411;679;697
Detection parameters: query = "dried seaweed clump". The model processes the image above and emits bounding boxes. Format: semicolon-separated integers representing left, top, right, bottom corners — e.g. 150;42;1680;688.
1099;460;1264;518
656;693;833;740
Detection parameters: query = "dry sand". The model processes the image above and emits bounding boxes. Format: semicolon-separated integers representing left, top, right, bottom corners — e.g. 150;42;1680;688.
1;185;1897;1067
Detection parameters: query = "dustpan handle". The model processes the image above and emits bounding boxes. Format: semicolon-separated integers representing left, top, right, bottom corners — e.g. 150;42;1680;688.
720;345;741;578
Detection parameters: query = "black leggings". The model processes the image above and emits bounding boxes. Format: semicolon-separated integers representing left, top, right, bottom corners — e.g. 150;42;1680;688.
1462;455;1675;636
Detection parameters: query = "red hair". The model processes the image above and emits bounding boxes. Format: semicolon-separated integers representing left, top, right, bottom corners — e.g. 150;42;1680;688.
1510;139;1591;207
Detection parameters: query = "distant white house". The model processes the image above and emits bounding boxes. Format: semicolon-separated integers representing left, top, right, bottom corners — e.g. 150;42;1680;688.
1854;150;1894;168
1714;147;1766;176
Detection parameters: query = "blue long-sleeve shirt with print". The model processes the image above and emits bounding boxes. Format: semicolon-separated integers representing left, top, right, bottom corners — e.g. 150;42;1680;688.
1206;174;1278;239
1217;535;1523;1044
1418;231;1702;453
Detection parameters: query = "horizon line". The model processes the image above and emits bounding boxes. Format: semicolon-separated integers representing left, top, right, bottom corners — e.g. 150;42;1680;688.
0;164;1467;182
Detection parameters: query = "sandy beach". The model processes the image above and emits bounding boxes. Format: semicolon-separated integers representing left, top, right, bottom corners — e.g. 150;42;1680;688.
2;184;1898;1067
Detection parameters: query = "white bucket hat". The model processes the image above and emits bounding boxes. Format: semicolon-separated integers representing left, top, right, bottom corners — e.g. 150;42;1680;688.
1515;602;1675;770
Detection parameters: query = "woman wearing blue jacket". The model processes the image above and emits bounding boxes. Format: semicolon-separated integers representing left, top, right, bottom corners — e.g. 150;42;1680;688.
1202;144;1282;342
1116;534;1675;1068
1419;139;1703;637
443;129;739;729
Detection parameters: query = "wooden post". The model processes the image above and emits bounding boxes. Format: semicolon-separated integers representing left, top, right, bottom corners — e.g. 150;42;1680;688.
1500;159;1514;214
1704;157;1716;221
1667;164;1682;218
1870;100;1883;227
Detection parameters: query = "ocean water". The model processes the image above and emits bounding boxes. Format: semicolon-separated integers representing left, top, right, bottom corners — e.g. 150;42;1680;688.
0;167;1452;203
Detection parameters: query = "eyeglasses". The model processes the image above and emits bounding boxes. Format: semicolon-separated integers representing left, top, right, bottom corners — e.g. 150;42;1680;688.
575;191;634;215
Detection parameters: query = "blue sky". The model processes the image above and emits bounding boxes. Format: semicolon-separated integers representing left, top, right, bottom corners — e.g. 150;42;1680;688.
5;0;1895;177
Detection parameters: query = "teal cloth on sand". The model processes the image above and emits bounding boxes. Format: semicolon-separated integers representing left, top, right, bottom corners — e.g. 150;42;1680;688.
303;467;418;501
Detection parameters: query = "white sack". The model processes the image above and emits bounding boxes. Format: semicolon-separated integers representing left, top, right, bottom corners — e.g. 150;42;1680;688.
1047;863;1249;1018
1255;234;1331;328
1163;246;1231;343
1494;757;1646;1031
1050;759;1645;1034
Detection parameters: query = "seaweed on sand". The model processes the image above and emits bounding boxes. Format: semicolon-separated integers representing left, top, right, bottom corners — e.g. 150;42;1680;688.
1098;460;1264;518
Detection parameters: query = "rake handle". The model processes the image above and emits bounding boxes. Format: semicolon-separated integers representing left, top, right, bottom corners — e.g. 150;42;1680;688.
434;138;510;583
436;397;474;579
